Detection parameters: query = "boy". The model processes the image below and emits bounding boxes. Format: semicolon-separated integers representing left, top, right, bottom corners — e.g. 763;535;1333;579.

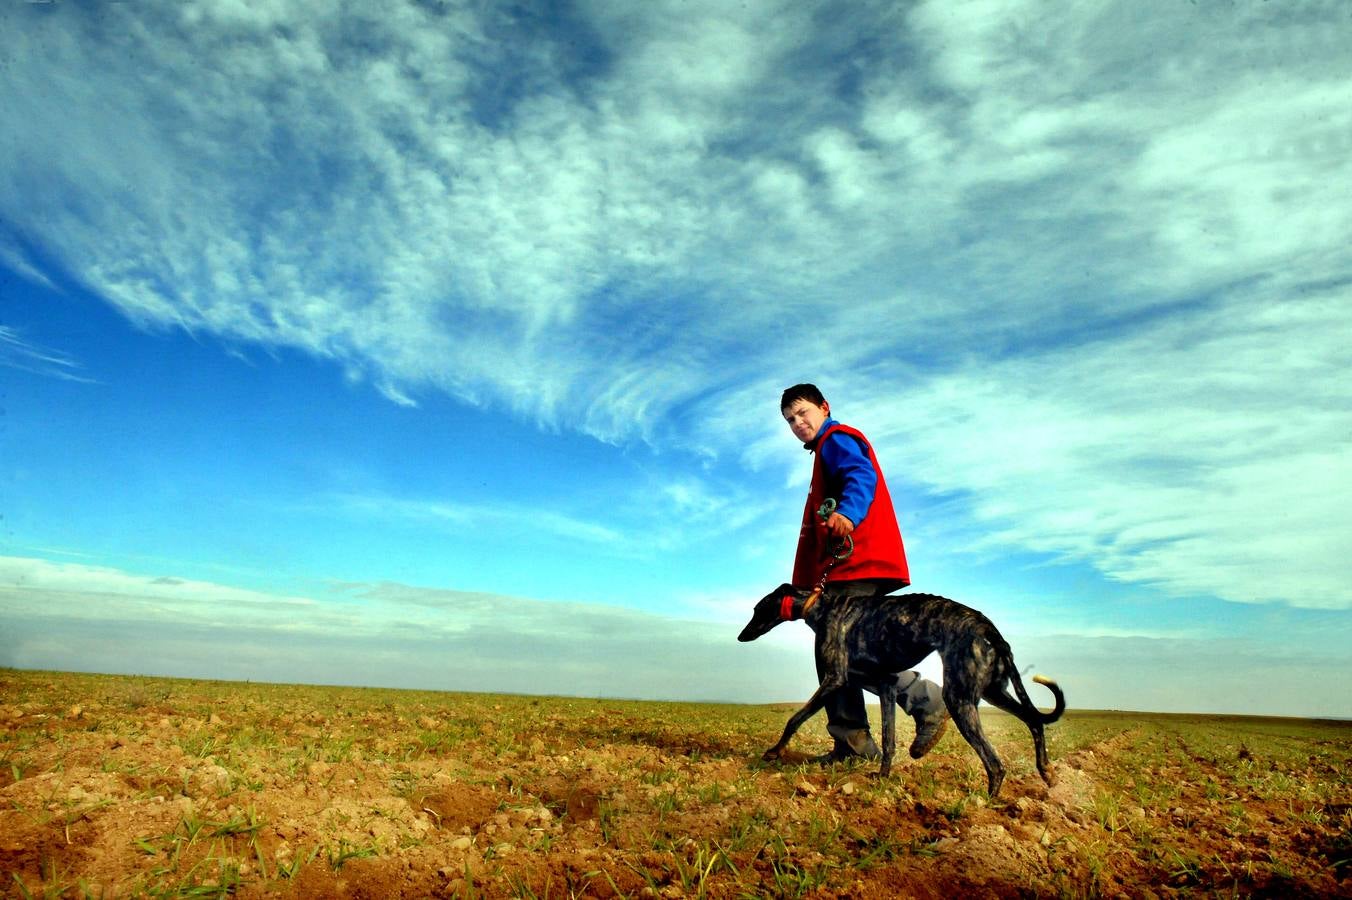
781;383;948;763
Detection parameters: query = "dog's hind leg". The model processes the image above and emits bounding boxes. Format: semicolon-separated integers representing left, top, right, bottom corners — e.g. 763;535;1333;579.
1029;676;1063;783
980;684;1051;786
944;682;1005;798
983;676;1058;786
877;679;898;778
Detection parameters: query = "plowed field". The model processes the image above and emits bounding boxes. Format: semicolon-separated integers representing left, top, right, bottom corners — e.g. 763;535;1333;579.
2;670;1347;897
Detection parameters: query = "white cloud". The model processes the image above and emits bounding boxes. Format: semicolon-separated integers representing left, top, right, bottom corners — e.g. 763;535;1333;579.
7;554;1345;715
0;555;317;628
3;0;1350;612
0;327;95;383
847;282;1352;609
1123;81;1352;293
0;555;810;702
1023;632;1352;719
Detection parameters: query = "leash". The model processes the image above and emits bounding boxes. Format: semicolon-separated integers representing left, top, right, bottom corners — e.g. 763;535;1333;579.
782;498;853;620
816;498;854;562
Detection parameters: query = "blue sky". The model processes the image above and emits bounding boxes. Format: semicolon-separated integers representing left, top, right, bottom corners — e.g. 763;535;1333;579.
2;0;1349;717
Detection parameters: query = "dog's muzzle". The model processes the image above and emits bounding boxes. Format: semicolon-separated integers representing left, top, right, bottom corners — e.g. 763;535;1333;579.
738;592;798;642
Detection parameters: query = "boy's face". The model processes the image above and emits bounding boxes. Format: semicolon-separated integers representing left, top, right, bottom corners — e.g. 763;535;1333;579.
782;398;830;443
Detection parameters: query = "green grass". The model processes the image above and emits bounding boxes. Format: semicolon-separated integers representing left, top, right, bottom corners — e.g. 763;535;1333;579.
2;669;1349;899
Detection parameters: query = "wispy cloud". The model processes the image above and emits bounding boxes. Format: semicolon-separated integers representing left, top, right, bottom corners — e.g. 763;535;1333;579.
0;326;95;383
2;0;1349;616
0;245;57;292
329;492;627;548
6;1;1346;420
327;474;774;559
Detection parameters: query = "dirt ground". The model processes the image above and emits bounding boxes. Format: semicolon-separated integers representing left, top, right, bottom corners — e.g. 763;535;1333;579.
2;670;1348;898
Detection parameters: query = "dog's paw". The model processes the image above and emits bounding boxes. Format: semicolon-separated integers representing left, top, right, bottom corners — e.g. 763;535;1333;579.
761;748;782;762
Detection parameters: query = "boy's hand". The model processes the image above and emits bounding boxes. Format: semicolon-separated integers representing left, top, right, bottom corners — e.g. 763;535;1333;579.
824;512;855;539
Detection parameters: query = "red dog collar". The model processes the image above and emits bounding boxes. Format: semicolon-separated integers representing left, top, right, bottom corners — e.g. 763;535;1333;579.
779;593;796;621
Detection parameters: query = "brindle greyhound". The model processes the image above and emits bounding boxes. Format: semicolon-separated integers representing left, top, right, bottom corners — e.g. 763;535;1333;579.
739;584;1065;798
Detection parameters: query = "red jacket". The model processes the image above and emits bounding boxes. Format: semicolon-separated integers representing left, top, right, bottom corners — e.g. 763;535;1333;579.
792;422;910;588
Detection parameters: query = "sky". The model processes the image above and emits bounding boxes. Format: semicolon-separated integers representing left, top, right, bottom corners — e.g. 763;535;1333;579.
2;0;1350;718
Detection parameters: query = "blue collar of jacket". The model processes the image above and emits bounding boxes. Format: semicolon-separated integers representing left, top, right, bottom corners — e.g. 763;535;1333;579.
804;417;839;451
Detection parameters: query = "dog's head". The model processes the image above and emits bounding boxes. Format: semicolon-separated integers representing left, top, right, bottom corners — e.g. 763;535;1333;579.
738;583;806;642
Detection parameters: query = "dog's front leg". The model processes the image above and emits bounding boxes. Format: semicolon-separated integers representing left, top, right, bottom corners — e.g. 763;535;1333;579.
762;677;846;762
877;679;897;778
764;606;856;763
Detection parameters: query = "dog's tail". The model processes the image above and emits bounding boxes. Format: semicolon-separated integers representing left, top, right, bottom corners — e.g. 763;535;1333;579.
988;630;1065;725
1008;669;1065;725
1030;675;1066;723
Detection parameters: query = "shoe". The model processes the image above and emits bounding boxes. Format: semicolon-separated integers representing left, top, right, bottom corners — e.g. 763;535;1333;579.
811;746;856;765
909;707;949;759
814;732;882;765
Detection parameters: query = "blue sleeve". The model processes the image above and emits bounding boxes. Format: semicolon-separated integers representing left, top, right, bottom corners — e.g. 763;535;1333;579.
819;432;877;527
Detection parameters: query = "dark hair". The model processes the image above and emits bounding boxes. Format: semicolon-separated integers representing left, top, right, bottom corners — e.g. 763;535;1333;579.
780;383;827;410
